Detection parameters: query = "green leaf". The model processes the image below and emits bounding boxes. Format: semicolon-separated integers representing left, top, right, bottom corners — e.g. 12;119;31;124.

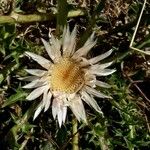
21;123;36;134
42;142;56;150
2;89;28;108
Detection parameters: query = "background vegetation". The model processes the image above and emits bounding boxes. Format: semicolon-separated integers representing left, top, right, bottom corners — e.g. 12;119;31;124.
0;0;150;149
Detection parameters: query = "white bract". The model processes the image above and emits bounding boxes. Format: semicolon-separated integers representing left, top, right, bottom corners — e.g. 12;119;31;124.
23;26;115;127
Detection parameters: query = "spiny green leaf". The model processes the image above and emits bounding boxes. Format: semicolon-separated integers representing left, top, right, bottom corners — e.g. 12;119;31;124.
2;89;28;108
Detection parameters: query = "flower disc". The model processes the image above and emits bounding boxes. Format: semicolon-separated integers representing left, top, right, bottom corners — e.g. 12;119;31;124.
51;58;84;93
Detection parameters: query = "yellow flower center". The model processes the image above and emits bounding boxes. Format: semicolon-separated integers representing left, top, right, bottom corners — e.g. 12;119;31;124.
51;58;84;93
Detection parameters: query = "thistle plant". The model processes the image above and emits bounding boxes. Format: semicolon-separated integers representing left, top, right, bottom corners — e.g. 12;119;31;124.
0;0;150;149
23;26;115;127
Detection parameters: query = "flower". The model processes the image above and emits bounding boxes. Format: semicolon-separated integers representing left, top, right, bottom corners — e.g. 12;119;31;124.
23;26;115;127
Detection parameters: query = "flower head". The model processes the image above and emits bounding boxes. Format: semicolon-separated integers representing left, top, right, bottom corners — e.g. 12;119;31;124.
23;26;115;127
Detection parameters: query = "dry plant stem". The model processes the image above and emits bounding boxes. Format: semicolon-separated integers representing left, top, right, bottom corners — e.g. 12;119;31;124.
99;137;109;150
19;136;30;150
123;69;150;103
131;80;150;103
129;0;150;55
144;114;150;133
72;116;79;150
61;127;81;150
43;129;59;149
0;9;84;24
